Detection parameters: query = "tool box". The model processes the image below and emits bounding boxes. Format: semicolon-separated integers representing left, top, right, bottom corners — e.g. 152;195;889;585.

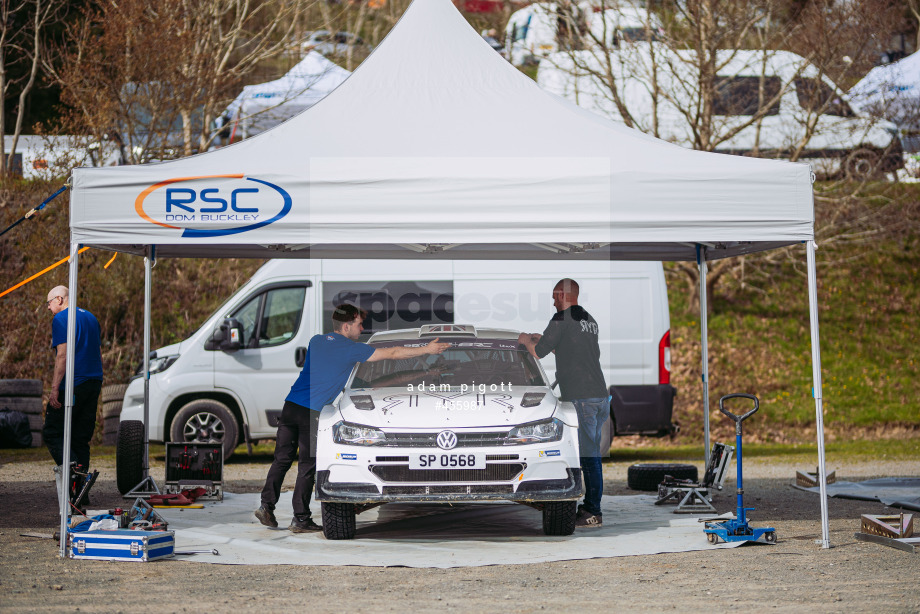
67;529;175;562
164;442;223;500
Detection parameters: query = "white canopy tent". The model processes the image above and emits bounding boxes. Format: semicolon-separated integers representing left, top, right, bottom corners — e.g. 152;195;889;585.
223;51;351;137
63;0;829;555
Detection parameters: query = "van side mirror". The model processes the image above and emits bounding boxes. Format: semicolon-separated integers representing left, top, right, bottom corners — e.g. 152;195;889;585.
204;317;243;352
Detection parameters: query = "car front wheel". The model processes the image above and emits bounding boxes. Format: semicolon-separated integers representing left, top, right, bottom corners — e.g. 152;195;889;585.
322;502;356;540
541;501;577;536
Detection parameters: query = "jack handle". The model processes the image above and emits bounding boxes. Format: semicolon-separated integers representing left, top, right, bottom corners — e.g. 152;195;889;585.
719;393;759;433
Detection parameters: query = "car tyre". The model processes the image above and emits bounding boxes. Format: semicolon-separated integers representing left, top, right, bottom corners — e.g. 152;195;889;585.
322;502;356;540
542;500;577;536
0;379;43;397
116;420;145;494
170;399;239;460
627;463;697;491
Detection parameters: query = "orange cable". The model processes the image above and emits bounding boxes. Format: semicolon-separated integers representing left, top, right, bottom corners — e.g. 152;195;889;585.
0;246;91;300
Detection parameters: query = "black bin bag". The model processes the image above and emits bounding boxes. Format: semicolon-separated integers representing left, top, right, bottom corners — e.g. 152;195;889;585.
0;409;32;448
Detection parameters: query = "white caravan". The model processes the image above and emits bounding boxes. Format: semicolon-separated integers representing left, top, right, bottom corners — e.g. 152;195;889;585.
537;46;903;179
116;259;675;472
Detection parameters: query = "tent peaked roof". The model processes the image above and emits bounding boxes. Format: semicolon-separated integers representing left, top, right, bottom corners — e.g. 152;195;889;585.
70;0;814;261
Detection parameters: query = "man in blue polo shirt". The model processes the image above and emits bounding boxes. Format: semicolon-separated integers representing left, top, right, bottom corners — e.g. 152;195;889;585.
43;286;103;474
255;304;450;532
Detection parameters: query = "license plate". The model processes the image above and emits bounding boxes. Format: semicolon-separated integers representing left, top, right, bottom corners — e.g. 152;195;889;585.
409;453;485;470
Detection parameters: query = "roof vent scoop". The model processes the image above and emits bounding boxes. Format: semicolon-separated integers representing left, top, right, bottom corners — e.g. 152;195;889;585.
418;324;477;337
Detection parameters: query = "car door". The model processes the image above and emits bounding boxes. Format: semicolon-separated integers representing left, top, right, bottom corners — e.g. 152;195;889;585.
213;282;311;437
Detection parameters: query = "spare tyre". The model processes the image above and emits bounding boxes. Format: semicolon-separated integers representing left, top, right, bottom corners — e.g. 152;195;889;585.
116;420;145;494
0;379;43;397
627;463;698;491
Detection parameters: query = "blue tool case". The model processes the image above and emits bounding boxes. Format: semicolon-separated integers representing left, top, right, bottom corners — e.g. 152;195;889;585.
67;529;175;562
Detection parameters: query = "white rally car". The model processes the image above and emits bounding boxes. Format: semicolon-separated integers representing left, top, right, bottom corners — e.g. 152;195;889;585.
315;324;583;539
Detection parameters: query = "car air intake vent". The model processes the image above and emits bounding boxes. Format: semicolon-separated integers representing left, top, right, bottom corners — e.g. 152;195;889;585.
369;463;525;482
485;454;519;461
375;456;410;462
383;484;514;495
382;431;508;447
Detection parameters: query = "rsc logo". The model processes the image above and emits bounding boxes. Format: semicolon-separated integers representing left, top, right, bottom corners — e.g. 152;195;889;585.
135;174;292;238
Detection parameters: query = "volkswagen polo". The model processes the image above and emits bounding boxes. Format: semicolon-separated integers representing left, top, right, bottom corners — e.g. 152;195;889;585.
314;324;583;539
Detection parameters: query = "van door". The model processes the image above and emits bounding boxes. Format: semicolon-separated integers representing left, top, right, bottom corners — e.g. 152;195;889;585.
213;282;312;438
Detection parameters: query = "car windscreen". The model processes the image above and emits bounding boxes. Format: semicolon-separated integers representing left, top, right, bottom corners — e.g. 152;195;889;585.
350;338;546;390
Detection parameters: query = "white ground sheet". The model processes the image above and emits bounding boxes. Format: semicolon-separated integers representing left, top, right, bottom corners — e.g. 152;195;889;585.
157;492;740;568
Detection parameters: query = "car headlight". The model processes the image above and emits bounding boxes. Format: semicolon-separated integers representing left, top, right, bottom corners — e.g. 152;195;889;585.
505;418;564;445
135;354;179;376
333;421;387;446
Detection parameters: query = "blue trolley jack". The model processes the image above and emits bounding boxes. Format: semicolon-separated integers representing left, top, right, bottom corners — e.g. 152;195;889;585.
704;393;777;545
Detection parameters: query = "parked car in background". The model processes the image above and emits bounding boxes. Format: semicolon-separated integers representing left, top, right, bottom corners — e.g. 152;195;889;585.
315;324;584;539
300;30;372;60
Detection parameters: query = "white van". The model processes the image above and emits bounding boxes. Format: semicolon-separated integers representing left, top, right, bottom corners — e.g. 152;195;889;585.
505;3;561;66
537;46;904;179
116;259;675;470
504;3;660;67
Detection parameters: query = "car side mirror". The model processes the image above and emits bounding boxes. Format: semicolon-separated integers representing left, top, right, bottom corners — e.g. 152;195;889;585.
205;317;242;352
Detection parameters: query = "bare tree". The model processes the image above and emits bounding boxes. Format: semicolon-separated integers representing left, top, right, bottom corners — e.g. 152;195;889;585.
48;0;314;164
0;0;66;176
540;0;903;313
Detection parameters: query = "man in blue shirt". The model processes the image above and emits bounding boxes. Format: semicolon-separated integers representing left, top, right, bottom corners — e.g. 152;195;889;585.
42;286;103;474
255;304;449;532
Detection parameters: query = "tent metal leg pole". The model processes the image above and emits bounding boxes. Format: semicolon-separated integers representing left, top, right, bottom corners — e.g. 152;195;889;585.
125;248;160;497
806;241;830;548
59;242;80;558
698;246;710;466
143;248;152;480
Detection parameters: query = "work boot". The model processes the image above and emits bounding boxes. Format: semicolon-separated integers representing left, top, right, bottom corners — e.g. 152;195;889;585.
254;505;278;528
289;515;322;533
575;504;603;528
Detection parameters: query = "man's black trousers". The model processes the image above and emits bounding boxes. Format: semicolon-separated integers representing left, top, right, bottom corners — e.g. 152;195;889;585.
260;400;319;519
43;379;102;470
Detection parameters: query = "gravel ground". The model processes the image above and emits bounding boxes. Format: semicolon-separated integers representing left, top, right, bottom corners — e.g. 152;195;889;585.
1;453;918;613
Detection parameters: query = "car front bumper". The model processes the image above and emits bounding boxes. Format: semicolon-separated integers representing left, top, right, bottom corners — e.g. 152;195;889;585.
315;468;583;503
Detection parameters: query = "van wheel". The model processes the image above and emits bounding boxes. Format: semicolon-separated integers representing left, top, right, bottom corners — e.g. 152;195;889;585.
843;148;881;181
600;415;613;458
170;399;239;460
542;501;577;536
322;502;356;540
116;420;145;494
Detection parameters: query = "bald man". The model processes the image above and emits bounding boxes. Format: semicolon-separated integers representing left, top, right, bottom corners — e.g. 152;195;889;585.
518;278;609;528
43;286;103;474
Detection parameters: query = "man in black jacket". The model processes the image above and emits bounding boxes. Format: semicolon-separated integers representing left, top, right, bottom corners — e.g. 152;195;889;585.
518;278;609;528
